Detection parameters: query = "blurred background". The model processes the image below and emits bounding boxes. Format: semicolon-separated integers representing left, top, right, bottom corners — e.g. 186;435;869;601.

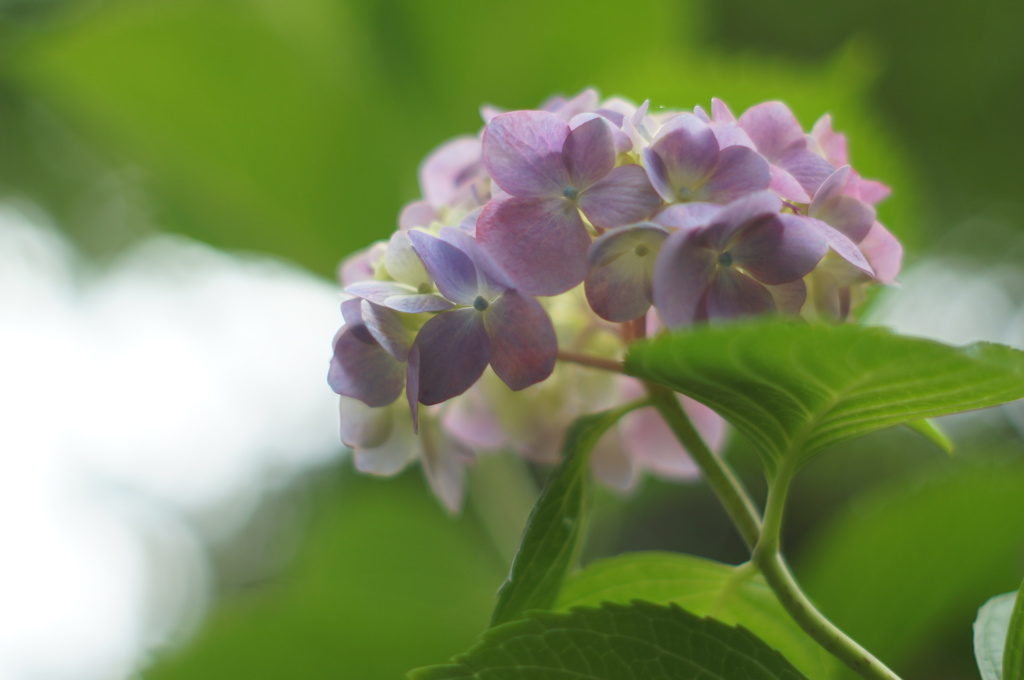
1;0;1023;678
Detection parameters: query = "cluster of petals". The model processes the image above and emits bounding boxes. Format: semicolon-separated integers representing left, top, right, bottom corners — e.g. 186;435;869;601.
327;89;902;510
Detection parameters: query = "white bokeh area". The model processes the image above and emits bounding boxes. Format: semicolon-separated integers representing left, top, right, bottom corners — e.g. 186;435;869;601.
0;206;342;680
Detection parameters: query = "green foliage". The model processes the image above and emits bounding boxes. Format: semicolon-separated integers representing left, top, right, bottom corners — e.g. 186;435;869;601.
1009;580;1024;680
410;601;810;680
626;321;1024;474
490;407;636;627
975;590;1019;680
799;460;1024;674
556;552;840;679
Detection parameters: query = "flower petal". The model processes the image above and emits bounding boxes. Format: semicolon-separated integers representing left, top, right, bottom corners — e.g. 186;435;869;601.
419;418;470;513
653;202;722;231
652;229;716;327
562;115;615;189
706;269;776;319
384;230;431;287
328;326;405;407
738;101;805;160
778;148;835;196
585;224;667;322
767;279;807;315
859;221;902;284
800;215;875;276
413;309;490;405
645;114;720;200
697;144;771;203
339;396;393;449
482;110;570;197
407;229;478;305
484;291;557;391
810;113;847;167
360;299;411;361
419;136;483;208
476;195;591;296
711;98;736;123
577;164;663;228
730;213;827;285
707;190;782;247
398;200;438;231
768;165;810;203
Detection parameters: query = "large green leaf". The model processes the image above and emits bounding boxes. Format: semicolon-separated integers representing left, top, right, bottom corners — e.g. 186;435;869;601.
410;601;810;680
975;590;1019;680
1009;580;1024;680
555;552;839;679
626;321;1024;472
490;408;633;627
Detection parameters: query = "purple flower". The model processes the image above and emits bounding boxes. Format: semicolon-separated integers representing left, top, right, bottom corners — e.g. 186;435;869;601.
408;228;558;405
476;111;662;296
328;298;412;407
642;113;771;206
585;223;668;322
653;191;827;326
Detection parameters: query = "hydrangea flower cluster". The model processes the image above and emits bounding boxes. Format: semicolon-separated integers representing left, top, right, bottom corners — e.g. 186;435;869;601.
328;90;901;511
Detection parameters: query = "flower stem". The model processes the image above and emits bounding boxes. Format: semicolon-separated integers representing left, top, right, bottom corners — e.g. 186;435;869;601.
752;461;903;680
643;382;761;550
556;350;624;373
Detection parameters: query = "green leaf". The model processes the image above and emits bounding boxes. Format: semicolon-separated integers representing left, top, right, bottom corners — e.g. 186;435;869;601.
555;552;840;679
1007;579;1024;680
904;418;954;454
625;321;1024;472
489;406;638;627
409;601;811;680
975;590;1019;680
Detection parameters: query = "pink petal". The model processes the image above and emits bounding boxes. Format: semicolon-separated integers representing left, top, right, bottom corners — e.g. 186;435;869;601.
810;114;847;167
645;114;720;201
442;383;508;450
859;221;902;284
419;136;483;209
484;291;557;391
738;101;806;160
778;148;835;196
801;215;875;276
708;121;755;150
654;202;722;231
856;178;891;205
768;165;810;203
711;98;737;123
398;200;438;230
578;164;663;229
482;110;570;197
413;309;491;405
767;279;807;315
476;196;591;296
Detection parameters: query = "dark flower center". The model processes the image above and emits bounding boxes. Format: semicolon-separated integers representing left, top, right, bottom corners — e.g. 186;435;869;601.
417;282;432;294
634;244;650;257
677;187;693;202
562;186;579;200
473;295;490;311
718;252;734;267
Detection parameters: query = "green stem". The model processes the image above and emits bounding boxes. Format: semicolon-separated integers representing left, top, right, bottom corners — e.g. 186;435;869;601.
751;459;902;680
643;382;762;551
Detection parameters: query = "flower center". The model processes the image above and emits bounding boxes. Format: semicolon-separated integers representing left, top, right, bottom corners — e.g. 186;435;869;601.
718;252;734;267
634;244;650;257
417;282;432;294
562;186;578;200
473;295;490;311
676;186;693;202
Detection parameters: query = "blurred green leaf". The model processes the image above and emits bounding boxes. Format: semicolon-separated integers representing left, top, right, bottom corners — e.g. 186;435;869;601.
975;590;1018;680
1007;580;1024;680
411;601;810;680
626;321;1024;474
905;418;954;454
556;552;839;679
490;407;636;627
799;461;1024;675
147;471;505;680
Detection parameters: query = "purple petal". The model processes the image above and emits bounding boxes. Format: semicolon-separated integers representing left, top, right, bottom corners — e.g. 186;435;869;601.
800;215;875;276
407;229;478;305
476;196;591;296
419;136;482;208
707;190;782;247
706;270;776;320
859;221;902;284
652;229;715;327
413;309;490;405
778;148;835;196
697;145;771;203
361;299;411;361
767;279;807;315
738;101;805;160
546;88;600;119
438;226;511;296
419;419;470;513
810;190;875;244
484;291;557;390
328;327;405;407
729;213;827;285
585;224;668;322
645;114;720;200
810;114;847;167
482;111;570;197
578;164;663;228
768;165;810;203
711;98;736;123
383;293;456;314
856;178;891;205
654;202;723;231
708;121;755;150
693;105;710;123
562;115;615;189
406;345;420;432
